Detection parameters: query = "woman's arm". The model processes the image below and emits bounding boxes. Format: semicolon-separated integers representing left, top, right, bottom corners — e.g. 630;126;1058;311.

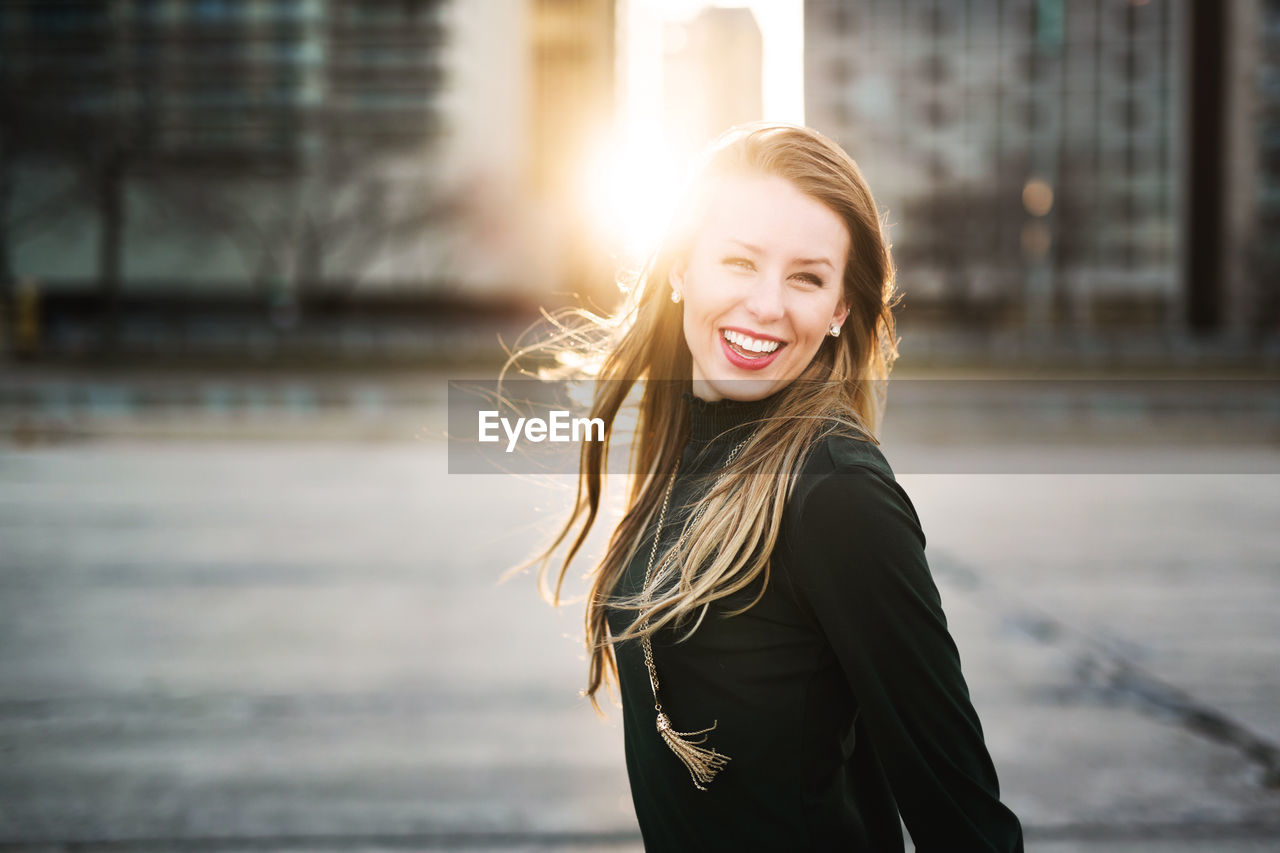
788;462;1025;852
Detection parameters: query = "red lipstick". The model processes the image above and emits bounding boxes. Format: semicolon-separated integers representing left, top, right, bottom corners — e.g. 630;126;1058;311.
719;329;785;371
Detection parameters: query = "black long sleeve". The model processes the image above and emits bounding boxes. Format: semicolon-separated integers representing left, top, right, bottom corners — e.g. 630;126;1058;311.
785;440;1024;851
606;393;1023;851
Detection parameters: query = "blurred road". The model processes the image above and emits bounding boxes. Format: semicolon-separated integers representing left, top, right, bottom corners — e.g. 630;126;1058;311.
1;369;1279;851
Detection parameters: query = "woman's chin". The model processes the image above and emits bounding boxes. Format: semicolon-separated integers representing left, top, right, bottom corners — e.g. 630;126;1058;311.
697;375;784;403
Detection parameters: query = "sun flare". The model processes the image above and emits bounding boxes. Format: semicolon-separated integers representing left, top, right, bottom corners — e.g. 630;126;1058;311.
577;1;802;271
580;125;690;266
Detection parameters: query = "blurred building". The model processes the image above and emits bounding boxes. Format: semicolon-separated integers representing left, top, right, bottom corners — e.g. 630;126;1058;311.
327;0;447;150
0;0;444;164
1260;1;1280;334
663;6;763;163
806;0;1181;331
1223;0;1280;338
0;0;624;360
805;0;1276;340
0;0;472;301
525;0;618;308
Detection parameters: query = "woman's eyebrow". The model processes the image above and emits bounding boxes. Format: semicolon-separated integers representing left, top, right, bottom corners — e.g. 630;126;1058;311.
726;238;834;270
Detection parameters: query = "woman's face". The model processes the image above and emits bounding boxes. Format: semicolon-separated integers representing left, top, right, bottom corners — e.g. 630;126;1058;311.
670;172;850;402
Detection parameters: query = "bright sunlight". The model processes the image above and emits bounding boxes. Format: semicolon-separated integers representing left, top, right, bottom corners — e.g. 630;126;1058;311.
579;0;803;267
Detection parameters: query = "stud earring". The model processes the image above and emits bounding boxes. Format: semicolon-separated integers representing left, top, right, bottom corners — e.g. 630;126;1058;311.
828;322;841;337
671;289;682;304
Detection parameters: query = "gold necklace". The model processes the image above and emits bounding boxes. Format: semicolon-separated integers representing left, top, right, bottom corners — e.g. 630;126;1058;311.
638;436;748;791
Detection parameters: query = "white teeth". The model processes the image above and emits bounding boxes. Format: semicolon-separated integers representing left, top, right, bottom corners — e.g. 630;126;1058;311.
723;330;780;354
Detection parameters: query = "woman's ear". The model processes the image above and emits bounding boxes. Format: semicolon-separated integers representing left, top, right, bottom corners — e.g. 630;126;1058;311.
668;257;687;292
667;257;688;304
833;299;850;328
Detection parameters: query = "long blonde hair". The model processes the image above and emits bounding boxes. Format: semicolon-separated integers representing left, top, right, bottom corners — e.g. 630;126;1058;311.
504;122;900;714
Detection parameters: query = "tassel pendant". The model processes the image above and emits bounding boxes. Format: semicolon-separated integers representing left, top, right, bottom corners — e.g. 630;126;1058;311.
639;439;746;791
656;711;731;791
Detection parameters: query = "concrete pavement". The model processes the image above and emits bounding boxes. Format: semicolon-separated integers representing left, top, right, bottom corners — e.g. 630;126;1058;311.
1;379;1278;850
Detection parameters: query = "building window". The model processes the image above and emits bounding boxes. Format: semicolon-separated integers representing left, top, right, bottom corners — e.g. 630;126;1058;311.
194;0;233;22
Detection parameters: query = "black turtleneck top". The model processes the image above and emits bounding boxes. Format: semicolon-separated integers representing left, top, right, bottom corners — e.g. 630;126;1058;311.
604;390;1024;852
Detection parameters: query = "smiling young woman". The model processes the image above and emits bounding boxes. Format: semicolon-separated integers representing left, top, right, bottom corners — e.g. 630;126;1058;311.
507;123;1024;851
672;171;851;403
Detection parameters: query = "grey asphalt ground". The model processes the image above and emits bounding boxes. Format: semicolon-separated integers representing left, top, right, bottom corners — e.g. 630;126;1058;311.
1;367;1279;851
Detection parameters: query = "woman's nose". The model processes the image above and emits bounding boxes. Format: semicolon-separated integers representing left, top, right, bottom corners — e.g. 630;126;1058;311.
744;274;785;323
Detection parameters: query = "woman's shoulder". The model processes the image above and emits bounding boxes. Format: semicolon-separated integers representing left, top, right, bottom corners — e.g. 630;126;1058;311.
787;430;921;542
796;428;895;483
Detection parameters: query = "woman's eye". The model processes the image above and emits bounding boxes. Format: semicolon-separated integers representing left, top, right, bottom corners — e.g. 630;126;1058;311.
721;257;823;285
